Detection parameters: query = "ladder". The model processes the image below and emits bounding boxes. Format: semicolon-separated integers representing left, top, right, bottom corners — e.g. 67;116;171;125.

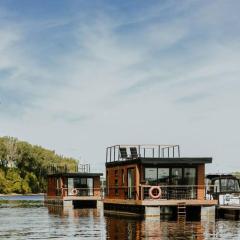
177;202;186;222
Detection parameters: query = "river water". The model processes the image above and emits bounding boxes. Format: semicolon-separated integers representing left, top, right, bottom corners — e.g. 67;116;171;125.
0;195;240;239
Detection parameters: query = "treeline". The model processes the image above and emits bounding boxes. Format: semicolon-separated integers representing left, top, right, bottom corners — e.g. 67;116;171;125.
233;172;240;179
0;136;77;194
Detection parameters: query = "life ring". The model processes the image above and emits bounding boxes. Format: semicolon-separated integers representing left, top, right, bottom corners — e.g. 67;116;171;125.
149;186;161;199
71;188;78;196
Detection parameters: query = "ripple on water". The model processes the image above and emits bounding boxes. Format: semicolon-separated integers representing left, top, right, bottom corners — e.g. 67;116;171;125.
0;200;239;239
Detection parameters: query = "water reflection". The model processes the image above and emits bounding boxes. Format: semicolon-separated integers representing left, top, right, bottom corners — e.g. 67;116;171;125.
0;200;240;239
105;215;206;240
47;206;240;239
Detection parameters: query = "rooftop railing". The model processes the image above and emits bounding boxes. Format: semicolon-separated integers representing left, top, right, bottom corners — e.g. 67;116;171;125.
106;144;180;162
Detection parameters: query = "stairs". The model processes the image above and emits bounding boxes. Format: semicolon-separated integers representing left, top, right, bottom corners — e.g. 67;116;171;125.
177;202;186;222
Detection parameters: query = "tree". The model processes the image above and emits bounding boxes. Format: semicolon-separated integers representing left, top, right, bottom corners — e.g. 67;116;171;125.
0;136;78;193
4;137;18;168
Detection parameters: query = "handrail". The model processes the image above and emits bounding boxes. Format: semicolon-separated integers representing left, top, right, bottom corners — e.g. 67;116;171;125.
105;185;215;201
106;144;180;162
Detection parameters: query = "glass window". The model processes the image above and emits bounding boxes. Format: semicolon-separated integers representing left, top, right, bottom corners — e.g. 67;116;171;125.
171;168;183;185
227;179;235;192
87;178;93;195
158;168;170;185
220;178;240;192
221;179;228;192
183;168;196;185
235;180;240;191
145;168;157;185
68;178;74;195
214;179;220;192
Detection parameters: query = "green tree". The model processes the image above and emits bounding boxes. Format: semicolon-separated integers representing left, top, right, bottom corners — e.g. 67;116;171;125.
0;136;78;194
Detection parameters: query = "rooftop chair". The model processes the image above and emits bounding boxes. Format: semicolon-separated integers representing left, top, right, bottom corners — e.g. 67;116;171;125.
130;147;139;159
119;147;128;159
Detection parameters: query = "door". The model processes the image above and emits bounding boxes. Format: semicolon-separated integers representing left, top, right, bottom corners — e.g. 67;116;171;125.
128;168;135;199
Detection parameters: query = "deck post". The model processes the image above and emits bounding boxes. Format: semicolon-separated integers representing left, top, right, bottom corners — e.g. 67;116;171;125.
201;206;215;221
145;206;160;219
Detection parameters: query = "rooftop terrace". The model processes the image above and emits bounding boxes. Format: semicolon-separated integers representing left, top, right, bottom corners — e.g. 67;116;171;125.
105;144;212;165
106;144;180;162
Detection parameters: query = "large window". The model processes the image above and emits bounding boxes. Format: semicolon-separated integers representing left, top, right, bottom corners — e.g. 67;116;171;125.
145;168;157;185
220;178;240;193
68;177;94;196
183;168;196;185
144;167;197;186
158;168;170;185
171;168;183;185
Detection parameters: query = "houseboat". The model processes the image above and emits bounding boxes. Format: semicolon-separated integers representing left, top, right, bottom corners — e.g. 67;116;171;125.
104;144;217;220
45;164;103;208
206;174;240;205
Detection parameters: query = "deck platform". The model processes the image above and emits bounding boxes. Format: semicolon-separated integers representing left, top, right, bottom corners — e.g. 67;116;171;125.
103;199;217;220
217;205;240;220
45;195;102;208
103;199;217;206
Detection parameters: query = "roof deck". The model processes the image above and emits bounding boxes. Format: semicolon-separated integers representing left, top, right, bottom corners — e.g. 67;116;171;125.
106;144;180;161
106;144;212;165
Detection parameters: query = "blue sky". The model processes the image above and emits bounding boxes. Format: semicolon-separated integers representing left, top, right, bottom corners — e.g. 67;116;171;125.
0;0;240;173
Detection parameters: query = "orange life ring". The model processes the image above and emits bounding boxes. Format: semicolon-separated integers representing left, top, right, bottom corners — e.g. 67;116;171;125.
71;188;78;196
149;186;161;199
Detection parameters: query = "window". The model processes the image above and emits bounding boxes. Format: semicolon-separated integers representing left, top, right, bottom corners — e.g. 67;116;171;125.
221;179;228;192
67;178;74;195
145;168;157;185
183;168;196;185
214;179;220;192
144;167;197;186
87;178;93;195
235;180;240;191
158;168;170;185
220;178;240;192
171;168;183;185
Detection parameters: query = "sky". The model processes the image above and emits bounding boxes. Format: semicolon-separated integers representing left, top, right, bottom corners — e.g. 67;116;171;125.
0;0;240;173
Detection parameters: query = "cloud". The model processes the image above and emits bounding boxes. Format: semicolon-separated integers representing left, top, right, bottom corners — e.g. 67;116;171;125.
175;92;212;104
0;1;240;173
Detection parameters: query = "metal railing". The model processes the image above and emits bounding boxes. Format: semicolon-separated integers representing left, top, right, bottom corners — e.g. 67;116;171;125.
106;144;180;162
53;188;102;197
140;185;198;200
105;185;213;201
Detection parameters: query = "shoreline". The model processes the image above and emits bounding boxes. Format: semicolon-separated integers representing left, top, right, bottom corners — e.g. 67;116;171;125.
0;193;45;197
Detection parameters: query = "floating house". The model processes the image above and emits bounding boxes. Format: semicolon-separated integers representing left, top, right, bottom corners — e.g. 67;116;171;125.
45;164;103;208
104;144;217;220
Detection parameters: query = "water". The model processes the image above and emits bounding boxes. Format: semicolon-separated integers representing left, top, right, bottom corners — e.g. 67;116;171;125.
0;196;240;239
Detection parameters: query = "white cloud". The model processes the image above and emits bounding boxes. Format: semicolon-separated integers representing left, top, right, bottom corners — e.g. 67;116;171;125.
0;1;240;173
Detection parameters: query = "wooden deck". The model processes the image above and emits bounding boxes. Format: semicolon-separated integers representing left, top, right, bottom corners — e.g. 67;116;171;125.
63;196;102;201
218;205;240;210
103;198;217;206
